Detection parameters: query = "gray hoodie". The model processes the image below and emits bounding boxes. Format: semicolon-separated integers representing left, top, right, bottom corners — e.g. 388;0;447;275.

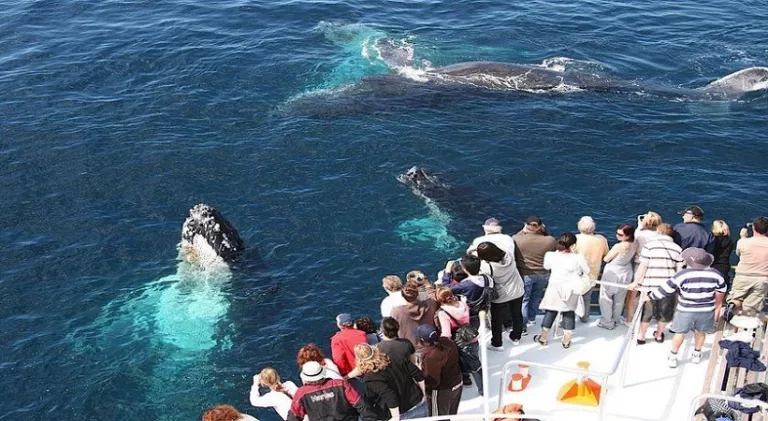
481;252;525;303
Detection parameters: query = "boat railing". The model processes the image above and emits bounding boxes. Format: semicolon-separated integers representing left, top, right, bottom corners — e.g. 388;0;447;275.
496;280;645;420
687;393;768;420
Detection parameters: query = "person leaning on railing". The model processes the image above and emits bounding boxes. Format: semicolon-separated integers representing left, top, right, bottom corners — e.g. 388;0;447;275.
597;224;636;330
727;217;768;315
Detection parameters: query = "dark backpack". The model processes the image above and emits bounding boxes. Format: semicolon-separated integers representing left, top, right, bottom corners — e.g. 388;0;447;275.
467;274;493;315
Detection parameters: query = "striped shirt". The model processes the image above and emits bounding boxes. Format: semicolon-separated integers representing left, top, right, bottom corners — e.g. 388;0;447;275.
638;235;683;288
650;268;727;312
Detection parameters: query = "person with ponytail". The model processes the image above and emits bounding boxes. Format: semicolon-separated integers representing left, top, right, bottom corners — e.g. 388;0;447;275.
353;343;427;420
414;324;463;416
249;367;299;420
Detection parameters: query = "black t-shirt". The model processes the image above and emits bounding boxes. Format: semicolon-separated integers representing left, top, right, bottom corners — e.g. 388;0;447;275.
377;338;415;364
363;360;425;419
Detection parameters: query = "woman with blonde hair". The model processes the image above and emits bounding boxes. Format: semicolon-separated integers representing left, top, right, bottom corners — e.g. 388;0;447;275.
625;211;663;324
712;220;735;288
202;405;257;421
249;368;299;420
381;275;407;317
296;343;343;380
353;343;427;420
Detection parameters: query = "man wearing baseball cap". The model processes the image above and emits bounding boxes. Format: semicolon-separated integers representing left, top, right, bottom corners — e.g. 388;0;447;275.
648;247;726;368
673;205;715;253
467;217;516;257
330;314;367;377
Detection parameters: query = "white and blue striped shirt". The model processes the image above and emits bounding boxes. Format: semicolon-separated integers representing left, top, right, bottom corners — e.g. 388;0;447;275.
650;268;727;312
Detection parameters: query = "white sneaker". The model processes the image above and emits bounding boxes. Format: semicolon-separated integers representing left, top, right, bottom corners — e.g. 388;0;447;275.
692;350;702;364
509;339;520;346
668;353;678;368
527;319;536;326
486;343;504;352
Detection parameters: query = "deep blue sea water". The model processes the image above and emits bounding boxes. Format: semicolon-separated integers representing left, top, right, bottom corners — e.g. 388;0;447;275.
1;1;767;420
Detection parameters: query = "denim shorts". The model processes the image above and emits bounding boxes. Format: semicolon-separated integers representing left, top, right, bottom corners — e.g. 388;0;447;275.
670;310;716;334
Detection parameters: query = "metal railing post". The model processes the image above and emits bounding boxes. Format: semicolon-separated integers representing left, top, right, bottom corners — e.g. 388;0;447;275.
479;310;491;421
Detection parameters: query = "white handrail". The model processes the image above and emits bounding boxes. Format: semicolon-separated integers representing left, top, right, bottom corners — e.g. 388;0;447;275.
479;310;491;419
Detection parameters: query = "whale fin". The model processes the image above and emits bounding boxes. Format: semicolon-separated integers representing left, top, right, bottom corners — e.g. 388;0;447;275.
702;67;768;94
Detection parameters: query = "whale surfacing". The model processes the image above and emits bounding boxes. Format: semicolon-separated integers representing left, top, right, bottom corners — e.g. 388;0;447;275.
181;203;245;265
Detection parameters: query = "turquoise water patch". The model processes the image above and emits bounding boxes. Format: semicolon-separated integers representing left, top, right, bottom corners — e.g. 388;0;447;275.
395;217;461;252
313;22;393;87
71;261;233;358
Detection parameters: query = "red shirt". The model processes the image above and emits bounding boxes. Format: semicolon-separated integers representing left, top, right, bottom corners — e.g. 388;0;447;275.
330;328;367;376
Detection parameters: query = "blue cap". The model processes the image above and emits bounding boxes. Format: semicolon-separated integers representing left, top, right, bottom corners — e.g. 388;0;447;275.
336;313;354;326
415;324;438;341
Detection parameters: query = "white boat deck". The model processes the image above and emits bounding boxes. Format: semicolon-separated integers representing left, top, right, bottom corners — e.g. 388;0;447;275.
457;315;715;421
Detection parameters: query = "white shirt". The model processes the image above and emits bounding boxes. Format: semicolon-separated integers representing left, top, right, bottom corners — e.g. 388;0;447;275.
380;292;408;318
249;381;298;420
322;358;343;380
468;233;516;257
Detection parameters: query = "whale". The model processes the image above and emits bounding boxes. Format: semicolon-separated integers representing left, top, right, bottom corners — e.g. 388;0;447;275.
282;35;768;116
69;204;251;419
396;166;524;251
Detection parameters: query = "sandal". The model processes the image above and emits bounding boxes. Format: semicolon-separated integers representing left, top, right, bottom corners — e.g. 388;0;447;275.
654;331;665;343
637;339;647;345
562;340;571;349
533;335;548;346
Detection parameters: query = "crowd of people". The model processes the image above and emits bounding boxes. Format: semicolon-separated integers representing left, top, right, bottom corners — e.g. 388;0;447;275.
202;206;768;421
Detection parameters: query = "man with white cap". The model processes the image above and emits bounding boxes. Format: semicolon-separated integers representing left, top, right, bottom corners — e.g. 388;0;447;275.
287;361;370;421
467;217;516;256
648;247;727;368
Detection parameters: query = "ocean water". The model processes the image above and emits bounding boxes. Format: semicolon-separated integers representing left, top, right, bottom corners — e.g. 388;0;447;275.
1;0;767;420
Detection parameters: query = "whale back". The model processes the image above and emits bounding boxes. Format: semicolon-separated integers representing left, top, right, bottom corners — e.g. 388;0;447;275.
703;67;768;94
432;62;568;90
181;204;245;263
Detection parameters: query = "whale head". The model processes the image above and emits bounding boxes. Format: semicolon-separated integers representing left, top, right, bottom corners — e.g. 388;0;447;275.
181;204;245;265
398;166;440;190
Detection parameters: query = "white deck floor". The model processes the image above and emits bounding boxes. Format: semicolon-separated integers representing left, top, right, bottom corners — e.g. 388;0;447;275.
457;316;716;421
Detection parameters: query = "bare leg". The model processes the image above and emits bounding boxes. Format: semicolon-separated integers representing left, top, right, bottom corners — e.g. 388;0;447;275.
670;333;685;353
693;331;706;351
625;292;638;323
638;322;650;342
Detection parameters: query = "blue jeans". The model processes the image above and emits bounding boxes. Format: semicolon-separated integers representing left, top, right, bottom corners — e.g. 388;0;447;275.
522;274;549;322
401;400;428;419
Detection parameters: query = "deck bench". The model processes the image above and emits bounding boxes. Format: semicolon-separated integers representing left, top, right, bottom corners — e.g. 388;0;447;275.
699;315;768;421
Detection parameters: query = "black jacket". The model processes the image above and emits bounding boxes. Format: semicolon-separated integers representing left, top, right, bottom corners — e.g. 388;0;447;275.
712;236;734;282
363;360;425;419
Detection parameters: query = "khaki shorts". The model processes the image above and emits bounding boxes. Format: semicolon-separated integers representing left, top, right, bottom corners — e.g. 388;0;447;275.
729;274;768;314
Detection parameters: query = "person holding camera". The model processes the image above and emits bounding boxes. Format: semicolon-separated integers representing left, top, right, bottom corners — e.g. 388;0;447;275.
727;217;768;315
